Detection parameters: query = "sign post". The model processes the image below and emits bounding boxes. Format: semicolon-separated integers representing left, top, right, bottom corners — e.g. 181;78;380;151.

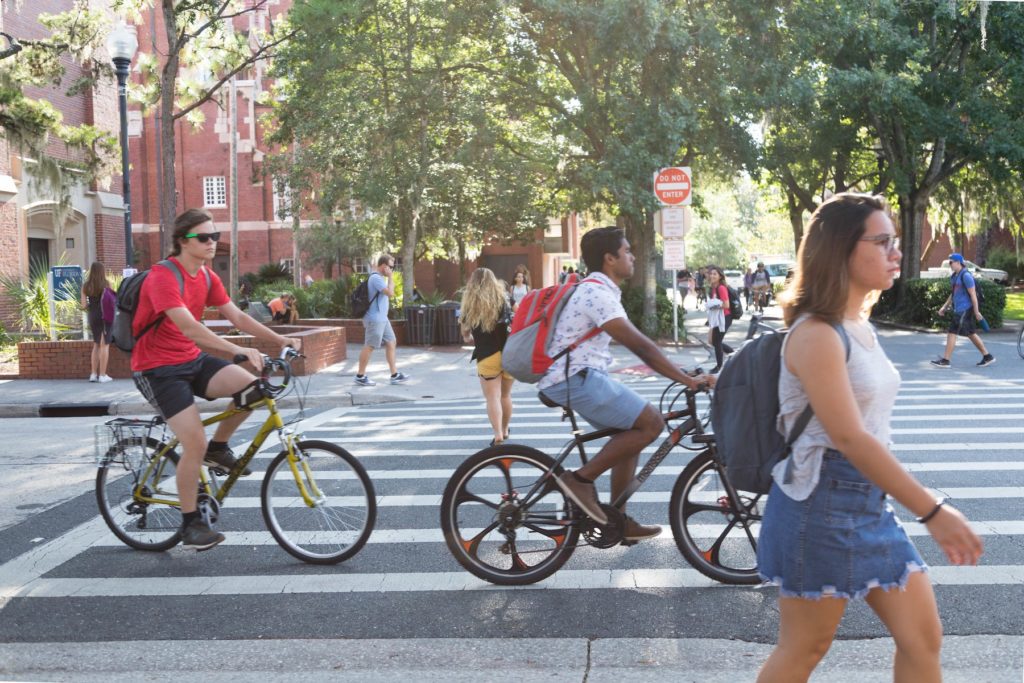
653;167;692;206
657;198;692;345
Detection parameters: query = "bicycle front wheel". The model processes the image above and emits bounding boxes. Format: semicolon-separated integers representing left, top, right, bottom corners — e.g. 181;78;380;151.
669;449;762;585
96;437;182;551
261;440;376;564
1017;325;1024;360
440;445;579;586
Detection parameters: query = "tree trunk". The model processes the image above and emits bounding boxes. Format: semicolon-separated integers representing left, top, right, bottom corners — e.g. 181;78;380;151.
787;191;804;254
159;0;179;260
897;192;929;281
399;194;420;304
624;211;657;336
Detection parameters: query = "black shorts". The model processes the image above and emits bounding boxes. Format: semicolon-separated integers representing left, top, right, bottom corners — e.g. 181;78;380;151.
132;353;232;419
948;310;977;337
88;310;112;344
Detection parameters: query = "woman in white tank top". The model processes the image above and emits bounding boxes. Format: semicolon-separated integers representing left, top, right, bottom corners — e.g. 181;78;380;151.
756;193;983;683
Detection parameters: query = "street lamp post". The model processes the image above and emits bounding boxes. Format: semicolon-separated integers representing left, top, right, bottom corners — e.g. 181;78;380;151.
106;23;138;268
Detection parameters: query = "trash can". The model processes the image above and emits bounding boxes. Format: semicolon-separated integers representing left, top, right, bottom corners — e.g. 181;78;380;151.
403;305;436;345
434;302;462;345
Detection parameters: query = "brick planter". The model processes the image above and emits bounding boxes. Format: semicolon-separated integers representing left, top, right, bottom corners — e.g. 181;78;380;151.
298;318;408;346
17;326;346;379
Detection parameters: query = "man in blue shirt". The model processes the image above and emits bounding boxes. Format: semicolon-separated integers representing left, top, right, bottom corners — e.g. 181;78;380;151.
931;253;994;368
354;254;410;386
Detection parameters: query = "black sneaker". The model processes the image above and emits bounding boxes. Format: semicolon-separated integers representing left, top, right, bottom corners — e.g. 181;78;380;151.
930;358;951;368
203;446;252;476
180;519;225;551
977;354;996;367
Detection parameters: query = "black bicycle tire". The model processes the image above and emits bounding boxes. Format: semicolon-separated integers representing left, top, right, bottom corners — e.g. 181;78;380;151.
440;444;580;586
1017;325;1024;360
669;450;761;585
261;439;376;565
95;437;182;551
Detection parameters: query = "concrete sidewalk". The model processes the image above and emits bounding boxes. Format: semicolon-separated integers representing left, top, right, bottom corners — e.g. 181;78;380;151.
0;324;721;418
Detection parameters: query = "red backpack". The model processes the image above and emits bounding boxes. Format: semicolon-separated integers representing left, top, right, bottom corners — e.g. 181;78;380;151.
501;274;605;383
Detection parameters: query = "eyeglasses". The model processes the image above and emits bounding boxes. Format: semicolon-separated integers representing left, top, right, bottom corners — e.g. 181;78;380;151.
860;234;900;253
185;231;221;243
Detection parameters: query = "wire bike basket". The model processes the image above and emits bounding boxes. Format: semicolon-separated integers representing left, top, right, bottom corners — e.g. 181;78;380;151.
94;417;165;469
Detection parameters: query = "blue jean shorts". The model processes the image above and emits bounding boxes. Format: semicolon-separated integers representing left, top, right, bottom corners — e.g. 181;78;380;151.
539;369;648;431
757;450;927;600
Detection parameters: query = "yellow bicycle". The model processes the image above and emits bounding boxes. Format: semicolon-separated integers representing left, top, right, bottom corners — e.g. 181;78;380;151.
94;349;375;564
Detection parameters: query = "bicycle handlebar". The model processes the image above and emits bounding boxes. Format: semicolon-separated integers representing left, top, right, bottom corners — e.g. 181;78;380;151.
231;346;306;399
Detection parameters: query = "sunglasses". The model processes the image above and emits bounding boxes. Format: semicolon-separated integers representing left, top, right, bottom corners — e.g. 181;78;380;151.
184;231;221;243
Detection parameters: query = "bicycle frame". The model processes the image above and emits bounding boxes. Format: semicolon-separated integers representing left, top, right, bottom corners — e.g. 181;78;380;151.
131;395;321;509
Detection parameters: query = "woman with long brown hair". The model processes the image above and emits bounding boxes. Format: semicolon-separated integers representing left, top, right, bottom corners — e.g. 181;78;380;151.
80;261;115;382
460;267;514;446
756;193;982;682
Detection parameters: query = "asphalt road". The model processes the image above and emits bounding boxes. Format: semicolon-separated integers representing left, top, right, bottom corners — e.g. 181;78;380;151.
0;324;1022;680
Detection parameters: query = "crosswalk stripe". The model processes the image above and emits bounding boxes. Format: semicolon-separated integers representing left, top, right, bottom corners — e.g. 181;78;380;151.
14;564;1024;598
201;487;1024;508
89;520;1024;547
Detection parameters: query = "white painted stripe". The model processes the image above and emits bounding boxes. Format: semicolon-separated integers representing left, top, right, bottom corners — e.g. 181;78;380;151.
893;403;1024;411
241;460;1024;481
208;487;1024;508
893;442;1024;452
892;427;1024;435
14;564;1024;598
90;520;1024;547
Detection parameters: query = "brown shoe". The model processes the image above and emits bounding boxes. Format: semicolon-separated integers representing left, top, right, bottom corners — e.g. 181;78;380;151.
555;471;608;524
623;516;662;541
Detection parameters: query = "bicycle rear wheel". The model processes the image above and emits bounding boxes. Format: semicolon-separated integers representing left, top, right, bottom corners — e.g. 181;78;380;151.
96;437;182;551
261;440;375;564
669;449;762;585
440;445;579;586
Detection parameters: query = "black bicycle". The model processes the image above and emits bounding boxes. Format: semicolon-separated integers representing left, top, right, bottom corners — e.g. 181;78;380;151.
439;378;764;586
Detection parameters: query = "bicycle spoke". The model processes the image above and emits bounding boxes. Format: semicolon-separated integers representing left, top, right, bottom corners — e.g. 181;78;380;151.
455;488;500;510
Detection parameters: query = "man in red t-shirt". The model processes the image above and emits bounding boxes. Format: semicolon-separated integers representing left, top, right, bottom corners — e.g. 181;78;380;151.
132;208;300;551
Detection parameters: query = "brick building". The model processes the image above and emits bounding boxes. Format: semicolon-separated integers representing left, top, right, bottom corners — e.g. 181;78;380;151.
0;0;124;326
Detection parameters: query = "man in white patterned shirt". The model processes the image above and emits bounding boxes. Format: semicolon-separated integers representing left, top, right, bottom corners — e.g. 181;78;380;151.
540;226;715;541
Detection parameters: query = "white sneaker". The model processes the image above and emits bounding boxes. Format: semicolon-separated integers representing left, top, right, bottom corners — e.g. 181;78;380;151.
98;375;113;383
89;374;98;382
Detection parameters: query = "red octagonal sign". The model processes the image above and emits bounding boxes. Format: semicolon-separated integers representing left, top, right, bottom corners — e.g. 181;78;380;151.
653;167;692;206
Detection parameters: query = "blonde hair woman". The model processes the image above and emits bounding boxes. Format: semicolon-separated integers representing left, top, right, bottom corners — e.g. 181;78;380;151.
461;267;514;446
757;193;982;682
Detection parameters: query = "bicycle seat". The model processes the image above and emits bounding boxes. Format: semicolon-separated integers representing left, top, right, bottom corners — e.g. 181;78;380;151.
537;392;561;409
691;433;716;444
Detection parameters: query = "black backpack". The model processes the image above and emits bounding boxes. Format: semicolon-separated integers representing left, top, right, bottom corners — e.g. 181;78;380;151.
349;277;380;319
110;260;210;353
710;320;850;494
726;285;743;320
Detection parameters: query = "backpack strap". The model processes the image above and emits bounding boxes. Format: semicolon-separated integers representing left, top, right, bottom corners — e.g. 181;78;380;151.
135;260;196;342
783;322;851;448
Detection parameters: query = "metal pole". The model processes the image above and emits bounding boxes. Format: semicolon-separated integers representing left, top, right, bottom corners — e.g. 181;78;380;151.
114;56;133;267
229;77;239;300
672;268;678;346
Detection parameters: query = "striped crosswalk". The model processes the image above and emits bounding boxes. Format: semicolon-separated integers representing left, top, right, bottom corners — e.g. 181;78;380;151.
1;372;1023;644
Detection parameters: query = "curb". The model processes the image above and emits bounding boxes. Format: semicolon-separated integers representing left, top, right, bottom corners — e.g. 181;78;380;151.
871;317;1021;335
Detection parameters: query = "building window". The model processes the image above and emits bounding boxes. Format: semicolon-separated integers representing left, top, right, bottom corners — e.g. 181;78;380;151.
279;258;294;274
272;177;291;221
203;176;226;207
351;257;370;274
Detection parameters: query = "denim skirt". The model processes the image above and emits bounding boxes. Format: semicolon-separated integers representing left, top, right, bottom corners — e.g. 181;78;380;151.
757;450;927;600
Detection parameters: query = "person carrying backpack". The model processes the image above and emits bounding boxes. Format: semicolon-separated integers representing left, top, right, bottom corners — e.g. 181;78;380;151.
704;266;734;374
755;193;982;683
354;254;409;386
130;208;300;551
537;226;716;542
930;253;994;368
80;261;116;383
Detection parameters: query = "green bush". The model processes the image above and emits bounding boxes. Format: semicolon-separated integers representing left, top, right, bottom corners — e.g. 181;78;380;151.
257;262;292;283
874;277;1006;329
293;278;353;318
622;284;676;337
251;280;295;307
983;245;1024;284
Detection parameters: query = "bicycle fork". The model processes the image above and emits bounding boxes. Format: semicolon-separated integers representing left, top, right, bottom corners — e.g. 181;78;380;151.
280;431;323;507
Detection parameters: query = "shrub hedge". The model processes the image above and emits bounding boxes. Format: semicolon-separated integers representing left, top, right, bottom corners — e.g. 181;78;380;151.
873;277;1006;329
621;284;677;337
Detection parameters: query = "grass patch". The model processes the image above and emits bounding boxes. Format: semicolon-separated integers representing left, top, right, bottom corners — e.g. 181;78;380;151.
1004;292;1024;321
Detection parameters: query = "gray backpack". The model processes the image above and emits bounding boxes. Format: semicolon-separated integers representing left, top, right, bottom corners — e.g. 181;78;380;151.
710;321;850;494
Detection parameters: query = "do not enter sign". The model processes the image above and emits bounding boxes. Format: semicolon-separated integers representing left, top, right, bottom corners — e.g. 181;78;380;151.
653;167;692;206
